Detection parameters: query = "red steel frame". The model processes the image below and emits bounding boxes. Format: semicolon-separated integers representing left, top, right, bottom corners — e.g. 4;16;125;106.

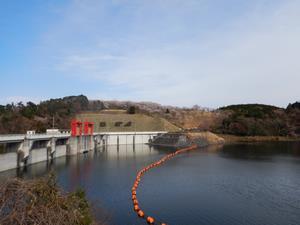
71;119;83;137
84;121;94;135
71;119;94;136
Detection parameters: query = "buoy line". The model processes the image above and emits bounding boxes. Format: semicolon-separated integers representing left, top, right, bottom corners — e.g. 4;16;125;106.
131;144;198;224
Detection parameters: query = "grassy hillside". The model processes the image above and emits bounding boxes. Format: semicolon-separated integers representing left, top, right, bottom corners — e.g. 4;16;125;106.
76;112;180;132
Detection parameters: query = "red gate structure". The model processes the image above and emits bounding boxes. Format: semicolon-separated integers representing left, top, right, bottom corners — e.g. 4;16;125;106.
84;121;94;135
71;120;83;137
71;119;94;136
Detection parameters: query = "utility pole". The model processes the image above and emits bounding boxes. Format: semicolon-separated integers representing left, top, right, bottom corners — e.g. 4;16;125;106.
52;116;55;129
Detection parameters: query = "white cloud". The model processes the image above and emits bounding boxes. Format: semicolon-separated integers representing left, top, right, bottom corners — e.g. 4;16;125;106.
38;0;300;107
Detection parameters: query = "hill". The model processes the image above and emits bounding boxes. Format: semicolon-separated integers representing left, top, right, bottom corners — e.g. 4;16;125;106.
0;95;90;133
0;95;299;137
76;112;180;132
214;104;297;136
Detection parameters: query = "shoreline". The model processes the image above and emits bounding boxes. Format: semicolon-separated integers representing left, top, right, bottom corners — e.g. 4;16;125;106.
219;134;300;143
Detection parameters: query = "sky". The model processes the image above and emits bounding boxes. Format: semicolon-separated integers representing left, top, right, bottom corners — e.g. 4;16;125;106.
0;0;299;108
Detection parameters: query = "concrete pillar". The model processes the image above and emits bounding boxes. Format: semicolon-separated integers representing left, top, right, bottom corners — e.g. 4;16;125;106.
47;138;56;160
90;135;95;150
68;136;79;155
51;138;56;155
83;136;86;151
95;135;99;148
17;138;33;167
78;136;83;153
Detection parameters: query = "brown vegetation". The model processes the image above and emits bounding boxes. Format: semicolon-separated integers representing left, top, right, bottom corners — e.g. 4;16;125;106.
0;95;299;139
0;174;107;225
214;104;298;136
187;131;225;145
0;95;90;134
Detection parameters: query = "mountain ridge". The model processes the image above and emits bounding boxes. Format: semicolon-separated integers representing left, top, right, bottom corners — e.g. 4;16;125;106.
0;95;299;137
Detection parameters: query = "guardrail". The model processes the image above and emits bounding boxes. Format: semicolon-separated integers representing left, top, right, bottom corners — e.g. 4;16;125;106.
93;131;168;135
0;133;71;143
0;131;167;143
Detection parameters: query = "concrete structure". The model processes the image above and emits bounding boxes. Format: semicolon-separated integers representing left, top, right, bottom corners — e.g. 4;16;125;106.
0;131;166;172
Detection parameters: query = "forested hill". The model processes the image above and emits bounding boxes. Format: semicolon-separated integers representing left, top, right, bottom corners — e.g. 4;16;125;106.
215;103;300;136
0;95;299;137
0;95;101;133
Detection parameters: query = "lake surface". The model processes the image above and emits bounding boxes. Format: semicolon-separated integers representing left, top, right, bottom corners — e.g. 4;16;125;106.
1;142;300;225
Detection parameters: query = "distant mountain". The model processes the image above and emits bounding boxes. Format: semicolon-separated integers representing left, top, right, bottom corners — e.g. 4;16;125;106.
0;95;299;137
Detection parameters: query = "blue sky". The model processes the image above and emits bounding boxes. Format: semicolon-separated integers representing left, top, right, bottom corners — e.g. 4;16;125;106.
0;0;299;108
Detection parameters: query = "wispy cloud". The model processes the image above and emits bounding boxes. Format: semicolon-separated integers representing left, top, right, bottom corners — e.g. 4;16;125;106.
33;0;300;107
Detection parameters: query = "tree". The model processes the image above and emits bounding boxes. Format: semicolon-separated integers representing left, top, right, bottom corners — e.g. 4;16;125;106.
20;102;38;119
127;106;136;114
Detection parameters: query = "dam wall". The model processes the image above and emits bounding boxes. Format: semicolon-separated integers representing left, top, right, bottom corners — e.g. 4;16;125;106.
0;131;165;172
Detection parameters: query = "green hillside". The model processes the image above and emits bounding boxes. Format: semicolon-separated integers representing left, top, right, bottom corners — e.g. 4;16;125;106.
76;113;180;132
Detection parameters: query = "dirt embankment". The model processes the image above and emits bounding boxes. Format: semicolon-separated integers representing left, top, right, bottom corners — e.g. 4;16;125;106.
219;134;300;143
187;131;225;145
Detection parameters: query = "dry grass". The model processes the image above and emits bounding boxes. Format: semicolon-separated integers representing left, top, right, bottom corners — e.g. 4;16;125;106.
76;113;180;132
187;131;225;145
0;174;107;225
163;110;224;131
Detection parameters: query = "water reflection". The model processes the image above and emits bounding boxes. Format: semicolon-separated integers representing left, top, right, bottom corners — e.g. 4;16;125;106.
220;142;300;161
0;142;300;225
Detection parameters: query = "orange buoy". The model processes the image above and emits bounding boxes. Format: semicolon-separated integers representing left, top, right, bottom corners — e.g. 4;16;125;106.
147;216;155;224
133;199;138;205
131;145;198;225
137;210;145;217
134;205;140;212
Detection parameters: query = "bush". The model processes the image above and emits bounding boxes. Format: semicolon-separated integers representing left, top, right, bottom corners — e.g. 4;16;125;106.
0;174;107;225
127;106;136;114
124;121;132;127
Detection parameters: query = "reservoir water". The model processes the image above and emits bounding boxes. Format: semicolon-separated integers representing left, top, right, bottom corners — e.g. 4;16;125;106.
1;142;300;225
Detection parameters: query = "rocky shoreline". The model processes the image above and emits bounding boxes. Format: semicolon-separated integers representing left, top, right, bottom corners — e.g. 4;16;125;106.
150;131;225;148
150;132;300;148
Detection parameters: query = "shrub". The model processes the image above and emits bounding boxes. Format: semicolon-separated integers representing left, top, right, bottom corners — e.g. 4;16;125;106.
0;174;107;225
127;106;136;114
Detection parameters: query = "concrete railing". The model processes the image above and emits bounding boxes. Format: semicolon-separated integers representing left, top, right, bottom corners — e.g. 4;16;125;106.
94;131;168;136
0;131;167;143
0;133;71;143
0;134;25;143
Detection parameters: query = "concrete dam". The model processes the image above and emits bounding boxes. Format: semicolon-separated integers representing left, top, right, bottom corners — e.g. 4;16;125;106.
0;129;166;172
